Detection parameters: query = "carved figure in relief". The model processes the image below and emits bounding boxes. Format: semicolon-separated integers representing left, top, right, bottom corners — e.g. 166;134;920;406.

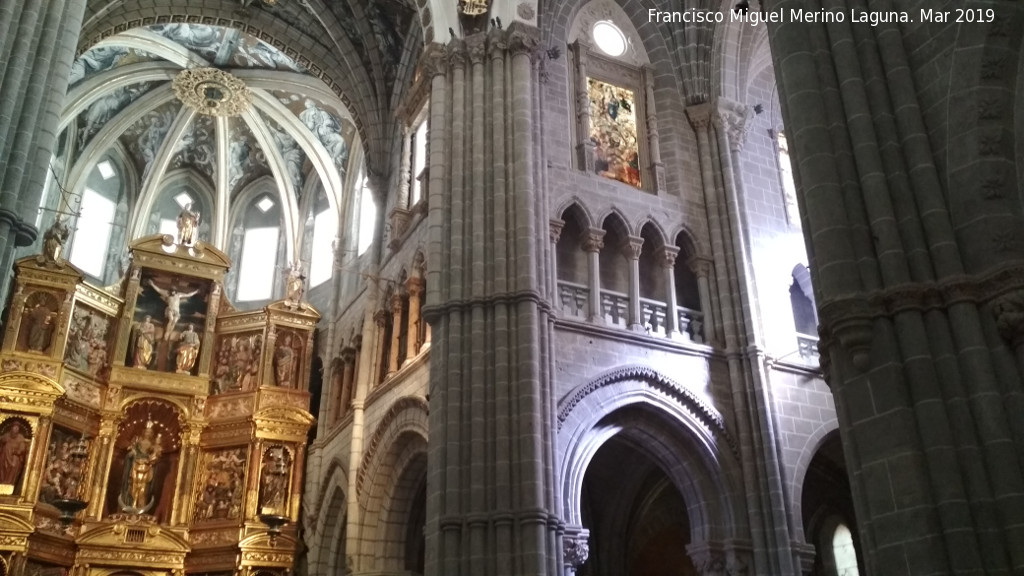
119;421;163;513
65;308;111;375
0;421;30;491
212;334;261;393
133;315;156;368
26;302;56;352
147;280;199;339
177;202;200;246
40;432;89;503
273;334;297;387
193;448;246;522
175;324;201;373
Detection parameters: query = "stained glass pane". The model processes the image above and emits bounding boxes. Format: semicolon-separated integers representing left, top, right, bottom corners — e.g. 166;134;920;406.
588;78;641;188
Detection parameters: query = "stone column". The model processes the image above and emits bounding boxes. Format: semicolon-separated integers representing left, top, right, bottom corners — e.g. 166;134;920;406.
549;219;564;302
622;235;644;331
641;65;665;193
690;257;716;344
768;5;1024;575
405;276;424;361
421;24;560;576
0;0;86;302
658;246;680;338
387;292;403;375
582;228;605;322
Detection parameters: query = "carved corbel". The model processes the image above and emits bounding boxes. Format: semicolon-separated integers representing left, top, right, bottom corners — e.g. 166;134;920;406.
563;534;589;569
992;289;1024;348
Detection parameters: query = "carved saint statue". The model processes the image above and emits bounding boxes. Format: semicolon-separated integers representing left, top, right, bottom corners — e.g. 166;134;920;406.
175;323;201;374
42;218;70;263
285;263;305;305
120;421;163;514
26;302;56;352
0;421;30;492
177;203;200;246
273;334;297;387
147;280;199;340
259;447;290;513
133;315;156;369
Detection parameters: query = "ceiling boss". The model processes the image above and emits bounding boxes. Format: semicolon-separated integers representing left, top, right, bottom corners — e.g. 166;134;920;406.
172;67;253;117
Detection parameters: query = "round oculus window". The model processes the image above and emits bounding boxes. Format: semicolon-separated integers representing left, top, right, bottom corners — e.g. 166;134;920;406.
592;21;626;57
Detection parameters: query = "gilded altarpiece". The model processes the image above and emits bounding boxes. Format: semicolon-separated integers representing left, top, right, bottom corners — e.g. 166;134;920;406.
0;234;319;576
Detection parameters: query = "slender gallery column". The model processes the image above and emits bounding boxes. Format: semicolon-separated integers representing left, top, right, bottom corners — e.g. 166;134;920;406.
690;257;716;344
387;293;403;374
372;309;389;386
406;277;424;361
582;228;605;322
339;348;355;419
623;235;644;331
659;246;680;337
549;219;564;301
768;4;1024;574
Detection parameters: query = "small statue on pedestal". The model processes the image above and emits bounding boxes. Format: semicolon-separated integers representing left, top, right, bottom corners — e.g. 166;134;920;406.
177;203;200;247
284;262;306;307
175;323;201;374
39;218;70;265
119;420;163;514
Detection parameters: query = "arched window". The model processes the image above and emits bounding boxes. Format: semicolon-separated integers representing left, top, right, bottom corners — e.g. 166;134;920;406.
235;193;282;302
409;115;428;207
776;130;801;226
356;169;376;256
790;264;817;337
306;187;336;288
68;154;128;282
568;1;661;193
831;523;861;576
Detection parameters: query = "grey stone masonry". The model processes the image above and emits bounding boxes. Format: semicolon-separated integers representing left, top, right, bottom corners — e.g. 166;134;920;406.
420;23;562;576
0;0;87;296
768;1;1024;574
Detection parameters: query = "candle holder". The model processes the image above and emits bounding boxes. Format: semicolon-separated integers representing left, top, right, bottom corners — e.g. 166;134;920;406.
258;513;290;546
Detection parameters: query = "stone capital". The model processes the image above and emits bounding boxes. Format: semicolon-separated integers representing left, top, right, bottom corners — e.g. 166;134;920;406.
487;28;508;58
686;103;714;131
373;309;390;327
341;346;357;363
466;34;487;64
657;245;680;268
507;21;541;56
406;276;425;296
581;228;605;253
688;256;714;278
445;38;468;69
712;98;754;152
419;44;449;78
563;535;589;568
549;218;565;244
621;235;644;260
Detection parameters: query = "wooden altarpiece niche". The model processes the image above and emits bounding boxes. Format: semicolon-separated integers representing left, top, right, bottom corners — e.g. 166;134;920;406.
0;232;319;576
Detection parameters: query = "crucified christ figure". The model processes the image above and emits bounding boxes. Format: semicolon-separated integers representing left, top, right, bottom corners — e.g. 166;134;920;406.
148;280;199;340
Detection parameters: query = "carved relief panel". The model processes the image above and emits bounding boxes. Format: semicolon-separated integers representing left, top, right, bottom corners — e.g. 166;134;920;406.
211;332;263;395
192;447;248;523
64;304;114;379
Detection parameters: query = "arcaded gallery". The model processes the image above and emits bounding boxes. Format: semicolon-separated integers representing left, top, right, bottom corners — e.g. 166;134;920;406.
0;1;1021;575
